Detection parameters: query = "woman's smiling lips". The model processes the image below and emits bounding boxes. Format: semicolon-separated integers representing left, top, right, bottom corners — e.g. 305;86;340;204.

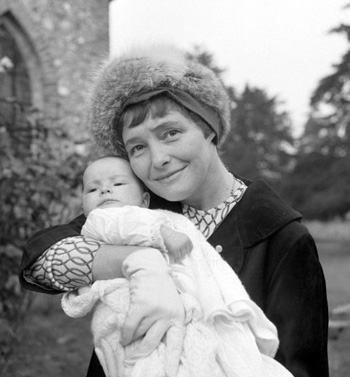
154;167;186;183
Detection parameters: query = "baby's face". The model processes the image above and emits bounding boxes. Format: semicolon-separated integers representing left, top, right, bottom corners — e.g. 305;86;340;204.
82;157;150;216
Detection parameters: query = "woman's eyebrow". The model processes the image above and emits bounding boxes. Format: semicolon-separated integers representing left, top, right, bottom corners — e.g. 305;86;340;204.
156;120;181;128
124;134;143;147
124;120;181;145
148;120;182;134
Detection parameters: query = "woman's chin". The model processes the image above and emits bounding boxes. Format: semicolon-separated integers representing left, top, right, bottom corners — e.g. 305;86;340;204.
157;190;188;203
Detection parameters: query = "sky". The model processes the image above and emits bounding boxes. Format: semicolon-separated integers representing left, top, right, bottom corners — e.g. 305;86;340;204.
109;0;349;136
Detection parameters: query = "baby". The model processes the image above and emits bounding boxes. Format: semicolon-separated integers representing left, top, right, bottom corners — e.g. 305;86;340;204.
62;156;293;377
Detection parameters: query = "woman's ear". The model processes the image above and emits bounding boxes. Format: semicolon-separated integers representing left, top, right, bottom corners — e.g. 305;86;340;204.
141;191;151;208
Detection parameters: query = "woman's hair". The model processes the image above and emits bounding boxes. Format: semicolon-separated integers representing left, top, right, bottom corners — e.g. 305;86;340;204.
87;45;231;156
118;94;213;147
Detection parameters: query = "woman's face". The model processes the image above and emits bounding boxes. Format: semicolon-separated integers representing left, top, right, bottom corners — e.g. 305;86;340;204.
122;109;216;206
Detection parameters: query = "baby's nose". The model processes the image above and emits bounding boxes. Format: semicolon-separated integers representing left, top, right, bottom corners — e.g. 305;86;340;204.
101;187;112;195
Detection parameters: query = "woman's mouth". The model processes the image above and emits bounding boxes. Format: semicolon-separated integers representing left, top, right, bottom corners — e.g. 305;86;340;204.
155;167;185;183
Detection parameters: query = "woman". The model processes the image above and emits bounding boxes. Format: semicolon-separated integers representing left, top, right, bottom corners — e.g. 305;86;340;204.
20;44;329;377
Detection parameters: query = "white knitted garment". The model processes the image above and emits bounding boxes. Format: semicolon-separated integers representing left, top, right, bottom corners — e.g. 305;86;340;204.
62;207;293;377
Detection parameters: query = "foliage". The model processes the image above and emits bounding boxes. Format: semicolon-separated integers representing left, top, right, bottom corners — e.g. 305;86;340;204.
282;5;350;220
280;152;350;220
187;45;225;77
222;85;294;181
0;104;90;370
307;16;350;157
301;115;349;157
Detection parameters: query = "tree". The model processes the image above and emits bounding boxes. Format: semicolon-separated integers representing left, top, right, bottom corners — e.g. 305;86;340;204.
308;9;350;157
222;85;294;181
280;152;350;220
0;103;91;372
187;45;225;77
283;5;350;220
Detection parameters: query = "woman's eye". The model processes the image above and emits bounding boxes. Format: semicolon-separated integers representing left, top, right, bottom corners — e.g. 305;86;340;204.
166;130;180;138
129;144;144;156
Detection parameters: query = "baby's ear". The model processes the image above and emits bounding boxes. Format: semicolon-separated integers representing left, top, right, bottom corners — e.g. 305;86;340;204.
141;192;150;208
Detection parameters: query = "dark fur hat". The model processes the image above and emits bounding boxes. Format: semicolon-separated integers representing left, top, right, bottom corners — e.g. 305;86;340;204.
87;44;231;155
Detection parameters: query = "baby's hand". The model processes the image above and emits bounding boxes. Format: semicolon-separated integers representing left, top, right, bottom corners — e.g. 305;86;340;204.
160;225;193;262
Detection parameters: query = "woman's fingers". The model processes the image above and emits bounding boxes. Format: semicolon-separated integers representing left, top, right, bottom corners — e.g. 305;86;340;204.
165;324;186;377
120;307;147;346
124;320;171;365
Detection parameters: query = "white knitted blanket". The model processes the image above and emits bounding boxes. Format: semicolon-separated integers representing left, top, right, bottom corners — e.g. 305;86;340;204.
62;207;293;377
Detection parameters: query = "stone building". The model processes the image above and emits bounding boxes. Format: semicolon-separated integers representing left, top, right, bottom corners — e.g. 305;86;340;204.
0;0;110;144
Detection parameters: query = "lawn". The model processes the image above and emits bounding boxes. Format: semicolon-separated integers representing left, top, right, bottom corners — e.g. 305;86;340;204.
317;239;350;377
2;238;350;377
2;294;92;377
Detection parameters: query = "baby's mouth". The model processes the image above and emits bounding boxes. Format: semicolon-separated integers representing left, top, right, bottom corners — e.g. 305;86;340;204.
99;199;118;206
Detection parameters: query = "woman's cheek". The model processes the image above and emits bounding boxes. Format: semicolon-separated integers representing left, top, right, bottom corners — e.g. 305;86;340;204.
130;158;147;181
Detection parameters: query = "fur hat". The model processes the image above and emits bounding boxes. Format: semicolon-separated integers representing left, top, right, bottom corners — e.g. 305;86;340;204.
87;44;231;156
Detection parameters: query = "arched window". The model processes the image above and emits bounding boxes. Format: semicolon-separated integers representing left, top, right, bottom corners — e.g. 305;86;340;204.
0;12;43;154
0;21;31;127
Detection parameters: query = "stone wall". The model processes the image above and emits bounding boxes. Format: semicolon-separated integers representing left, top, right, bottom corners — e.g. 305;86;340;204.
0;0;109;140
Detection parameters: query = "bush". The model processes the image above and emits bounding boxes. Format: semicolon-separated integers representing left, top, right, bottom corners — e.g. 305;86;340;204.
0;106;90;370
281;153;350;220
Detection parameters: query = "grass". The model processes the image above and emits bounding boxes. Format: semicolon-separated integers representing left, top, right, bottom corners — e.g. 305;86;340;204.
2;295;92;377
305;220;350;243
3;221;350;377
304;221;350;376
317;239;350;377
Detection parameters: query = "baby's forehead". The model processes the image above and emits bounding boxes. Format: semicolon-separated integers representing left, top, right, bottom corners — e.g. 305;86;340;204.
83;157;136;181
87;157;129;172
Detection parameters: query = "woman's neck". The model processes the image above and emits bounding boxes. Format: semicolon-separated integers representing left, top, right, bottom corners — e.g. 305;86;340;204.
183;159;234;211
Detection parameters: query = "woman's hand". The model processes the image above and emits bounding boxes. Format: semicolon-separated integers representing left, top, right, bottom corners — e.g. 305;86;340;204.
120;248;185;364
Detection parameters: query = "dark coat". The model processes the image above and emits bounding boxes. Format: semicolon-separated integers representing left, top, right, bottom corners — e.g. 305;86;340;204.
19;179;329;377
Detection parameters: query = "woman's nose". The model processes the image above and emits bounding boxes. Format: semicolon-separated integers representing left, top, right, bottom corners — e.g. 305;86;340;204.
150;144;170;168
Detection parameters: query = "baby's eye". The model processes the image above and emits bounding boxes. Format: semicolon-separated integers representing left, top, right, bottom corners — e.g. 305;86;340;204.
113;182;124;186
88;187;97;193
